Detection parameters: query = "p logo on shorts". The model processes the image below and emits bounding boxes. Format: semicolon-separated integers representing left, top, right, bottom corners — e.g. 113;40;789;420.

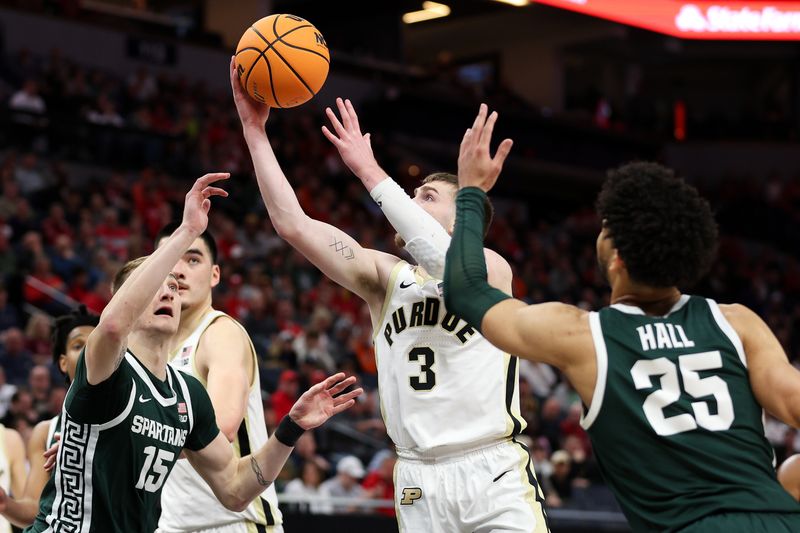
400;487;422;505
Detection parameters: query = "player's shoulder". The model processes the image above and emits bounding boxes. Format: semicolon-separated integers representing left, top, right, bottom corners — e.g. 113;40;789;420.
203;312;248;338
483;247;512;274
716;301;764;332
2;425;25;457
173;367;210;400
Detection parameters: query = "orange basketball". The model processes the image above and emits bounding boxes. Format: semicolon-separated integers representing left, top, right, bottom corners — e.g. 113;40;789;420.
235;14;330;109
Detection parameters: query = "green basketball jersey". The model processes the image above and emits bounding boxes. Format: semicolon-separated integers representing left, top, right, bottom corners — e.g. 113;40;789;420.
26;350;219;533
582;295;800;532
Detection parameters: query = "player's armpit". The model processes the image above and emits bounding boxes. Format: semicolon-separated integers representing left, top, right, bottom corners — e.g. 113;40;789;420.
198;317;252;442
724;303;800;428
484;248;513;295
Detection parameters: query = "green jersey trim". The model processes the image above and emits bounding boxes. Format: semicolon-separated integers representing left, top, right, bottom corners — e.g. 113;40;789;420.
581;312;608;430
706;299;747;368
45;380;137;533
610;294;691;317
125;353;177;407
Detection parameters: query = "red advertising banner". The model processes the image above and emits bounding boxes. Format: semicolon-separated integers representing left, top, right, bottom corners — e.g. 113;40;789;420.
533;0;800;40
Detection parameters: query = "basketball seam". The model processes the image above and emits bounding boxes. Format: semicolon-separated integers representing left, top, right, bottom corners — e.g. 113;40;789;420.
268;15;316;97
249;23;317;103
239;23;314;107
272;14;329;65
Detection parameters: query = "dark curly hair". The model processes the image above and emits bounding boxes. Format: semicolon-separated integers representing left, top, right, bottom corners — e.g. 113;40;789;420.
596;162;718;288
52;305;99;381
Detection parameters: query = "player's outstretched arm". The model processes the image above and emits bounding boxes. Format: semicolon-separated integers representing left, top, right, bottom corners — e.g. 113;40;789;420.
723;303;800;428
185;373;362;511
0;427;30;528
86;173;229;384
230;59;394;304
443;104;590;368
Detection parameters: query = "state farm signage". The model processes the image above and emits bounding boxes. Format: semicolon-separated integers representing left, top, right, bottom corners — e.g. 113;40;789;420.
533;0;800;39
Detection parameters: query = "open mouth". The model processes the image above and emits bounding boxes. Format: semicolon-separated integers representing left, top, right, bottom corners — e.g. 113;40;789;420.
154;306;174;317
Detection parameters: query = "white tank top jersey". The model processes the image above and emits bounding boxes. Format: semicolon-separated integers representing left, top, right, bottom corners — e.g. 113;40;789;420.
374;262;525;456
158;309;282;531
0;425;11;533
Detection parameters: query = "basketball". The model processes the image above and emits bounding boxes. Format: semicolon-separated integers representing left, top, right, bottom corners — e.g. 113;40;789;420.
235;14;330;108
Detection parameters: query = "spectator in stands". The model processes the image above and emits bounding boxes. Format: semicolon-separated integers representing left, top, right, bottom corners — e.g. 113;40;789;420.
271;369;300;423
0;368;17;419
546;450;574;508
283;460;328;514
0;328;33;385
9;80;45;114
23;255;66;314
0;284;20;333
27;364;50;421
362;451;396;517
1;389;38;438
319;455;366;515
24;313;52;362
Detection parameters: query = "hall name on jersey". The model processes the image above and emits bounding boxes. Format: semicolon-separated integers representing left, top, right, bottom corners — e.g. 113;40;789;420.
131;415;187;447
384;297;476;346
636;323;695;352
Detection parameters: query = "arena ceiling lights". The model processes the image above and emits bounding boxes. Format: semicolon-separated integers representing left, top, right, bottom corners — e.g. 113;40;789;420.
532;0;800;40
403;2;452;23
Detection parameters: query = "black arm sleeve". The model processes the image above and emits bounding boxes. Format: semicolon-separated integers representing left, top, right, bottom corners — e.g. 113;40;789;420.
443;187;511;333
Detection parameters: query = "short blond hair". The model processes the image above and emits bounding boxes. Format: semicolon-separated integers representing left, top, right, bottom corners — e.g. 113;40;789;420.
111;256;149;294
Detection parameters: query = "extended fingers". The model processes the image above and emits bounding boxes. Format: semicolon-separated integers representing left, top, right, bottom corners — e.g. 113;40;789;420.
470;103;488;139
480;111;498;149
321;125;344;147
335;97;352;130
344;99;360;131
202;186;229;198
493;138;514;167
334;388;363;405
328;376;357;396
325;107;346;137
194;173;230;190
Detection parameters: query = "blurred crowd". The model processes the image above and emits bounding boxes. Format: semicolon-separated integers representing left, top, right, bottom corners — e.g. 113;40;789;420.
0;48;799;515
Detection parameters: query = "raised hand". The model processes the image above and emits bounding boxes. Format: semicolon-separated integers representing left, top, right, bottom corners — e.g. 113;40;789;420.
457;103;513;193
181;173;230;235
230;56;271;131
322;98;388;188
289;372;363;430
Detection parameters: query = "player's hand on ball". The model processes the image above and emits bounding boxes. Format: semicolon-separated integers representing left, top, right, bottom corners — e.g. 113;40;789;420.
289;372;363;430
230;57;271;131
457;103;513;193
321;98;384;181
182;173;230;235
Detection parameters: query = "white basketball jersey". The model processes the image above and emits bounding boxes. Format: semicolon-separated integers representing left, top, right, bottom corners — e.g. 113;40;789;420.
0;425;11;533
374;262;525;454
158;310;282;530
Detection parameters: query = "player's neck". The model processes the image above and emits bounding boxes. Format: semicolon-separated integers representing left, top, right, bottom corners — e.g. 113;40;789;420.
174;297;214;348
610;282;683;317
127;331;171;381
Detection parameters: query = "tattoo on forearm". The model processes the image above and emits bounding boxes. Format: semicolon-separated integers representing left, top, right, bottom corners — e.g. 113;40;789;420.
250;457;271;487
330;236;355;260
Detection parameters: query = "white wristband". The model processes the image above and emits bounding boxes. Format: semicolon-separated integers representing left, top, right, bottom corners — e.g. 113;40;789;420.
370;178;451;278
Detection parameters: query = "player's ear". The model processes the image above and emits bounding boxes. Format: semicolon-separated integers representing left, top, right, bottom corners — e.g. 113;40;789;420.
211;264;221;288
58;353;68;374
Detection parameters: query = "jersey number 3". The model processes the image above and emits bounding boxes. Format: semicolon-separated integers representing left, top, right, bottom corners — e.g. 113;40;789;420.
409;347;435;391
135;445;175;493
631;350;734;436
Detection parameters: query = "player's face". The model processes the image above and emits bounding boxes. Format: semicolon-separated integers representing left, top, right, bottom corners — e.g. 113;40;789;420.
135;274;181;335
414;182;457;232
59;325;94;381
160;237;220;311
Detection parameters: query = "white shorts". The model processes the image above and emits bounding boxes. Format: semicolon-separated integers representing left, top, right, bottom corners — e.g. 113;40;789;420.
156;522;284;533
394;439;550;533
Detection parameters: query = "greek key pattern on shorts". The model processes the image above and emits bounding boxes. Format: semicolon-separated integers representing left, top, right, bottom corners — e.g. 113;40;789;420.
54;417;91;532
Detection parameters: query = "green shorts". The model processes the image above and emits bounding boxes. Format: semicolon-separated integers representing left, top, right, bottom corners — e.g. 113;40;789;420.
680;511;800;533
